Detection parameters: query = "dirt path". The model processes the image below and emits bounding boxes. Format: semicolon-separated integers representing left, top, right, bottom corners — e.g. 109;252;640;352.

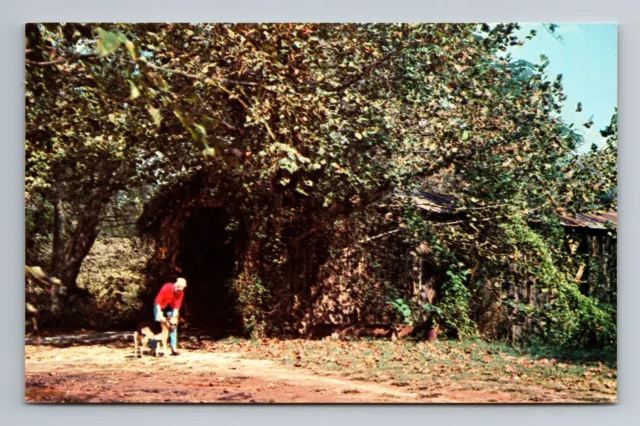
25;337;615;404
26;344;451;403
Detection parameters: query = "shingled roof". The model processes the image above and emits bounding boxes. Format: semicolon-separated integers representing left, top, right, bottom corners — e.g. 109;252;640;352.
558;212;617;231
396;190;617;231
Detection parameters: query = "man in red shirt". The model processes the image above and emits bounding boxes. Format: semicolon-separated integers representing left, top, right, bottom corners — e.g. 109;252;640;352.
154;277;187;355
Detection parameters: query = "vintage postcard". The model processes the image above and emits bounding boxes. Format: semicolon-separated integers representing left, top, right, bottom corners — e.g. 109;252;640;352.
25;22;617;403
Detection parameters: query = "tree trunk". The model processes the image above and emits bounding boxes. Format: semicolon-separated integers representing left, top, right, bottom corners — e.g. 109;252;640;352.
50;199;65;278
60;193;110;295
62;217;102;295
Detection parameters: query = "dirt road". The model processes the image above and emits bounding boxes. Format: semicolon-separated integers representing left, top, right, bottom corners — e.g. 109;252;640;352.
24;336;616;404
25;344;460;403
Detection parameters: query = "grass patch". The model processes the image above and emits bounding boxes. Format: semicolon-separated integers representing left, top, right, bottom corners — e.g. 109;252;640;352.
209;337;616;403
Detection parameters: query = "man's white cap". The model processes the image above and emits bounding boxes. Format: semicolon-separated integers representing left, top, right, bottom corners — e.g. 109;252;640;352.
175;277;187;289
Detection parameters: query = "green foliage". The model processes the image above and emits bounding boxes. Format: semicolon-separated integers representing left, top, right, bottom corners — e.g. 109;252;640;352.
437;267;476;337
557;110;617;212
232;273;273;338
388;298;414;325
25;265;65;333
75;237;152;328
500;210;616;350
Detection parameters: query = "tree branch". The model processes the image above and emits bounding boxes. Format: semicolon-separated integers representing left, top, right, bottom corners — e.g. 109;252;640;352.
289;128;526;246
25;58;66;66
138;60;264;88
432;215;505;227
289;182;392;247
357;227;402;244
334;46;404;93
24;47;265;88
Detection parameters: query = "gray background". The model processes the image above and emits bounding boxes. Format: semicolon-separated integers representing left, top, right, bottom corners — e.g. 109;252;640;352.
2;0;637;424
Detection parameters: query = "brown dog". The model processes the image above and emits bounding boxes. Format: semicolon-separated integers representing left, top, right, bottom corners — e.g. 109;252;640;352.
133;316;178;357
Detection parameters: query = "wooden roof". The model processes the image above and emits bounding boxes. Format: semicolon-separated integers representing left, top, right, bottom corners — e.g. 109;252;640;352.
396;191;617;231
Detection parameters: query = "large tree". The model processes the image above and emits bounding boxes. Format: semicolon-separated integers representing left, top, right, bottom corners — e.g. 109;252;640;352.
25;23;616;344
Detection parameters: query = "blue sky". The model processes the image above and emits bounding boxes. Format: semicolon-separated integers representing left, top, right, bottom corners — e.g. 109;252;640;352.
507;23;617;153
